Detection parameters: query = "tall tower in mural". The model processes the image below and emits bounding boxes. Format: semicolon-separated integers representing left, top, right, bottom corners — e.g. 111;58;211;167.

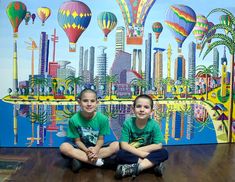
13;40;18;93
137;49;142;74
132;49;137;70
188;41;196;93
213;48;219;77
153;48;165;91
89;46;95;83
39;32;49;75
221;47;227;97
83;49;89;82
79;46;84;77
172;111;184;140
97;46;107;85
167;44;172;92
145;33;152;89
174;55;186;81
115;26;125;54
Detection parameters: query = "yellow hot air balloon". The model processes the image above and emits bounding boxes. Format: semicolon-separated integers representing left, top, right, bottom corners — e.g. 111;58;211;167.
37;7;51;26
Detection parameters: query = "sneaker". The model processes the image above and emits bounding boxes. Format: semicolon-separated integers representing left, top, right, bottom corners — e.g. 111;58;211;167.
71;159;82;173
154;162;164;177
115;163;139;179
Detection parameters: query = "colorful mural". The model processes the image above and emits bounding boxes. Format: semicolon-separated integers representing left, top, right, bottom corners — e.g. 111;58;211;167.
0;0;234;147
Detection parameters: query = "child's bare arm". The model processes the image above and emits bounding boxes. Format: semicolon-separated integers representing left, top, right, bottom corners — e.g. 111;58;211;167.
75;138;89;153
120;142;149;158
138;143;162;153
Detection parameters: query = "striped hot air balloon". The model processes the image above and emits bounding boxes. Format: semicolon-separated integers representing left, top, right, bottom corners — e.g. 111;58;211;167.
57;1;92;52
37;7;51;26
165;4;196;53
6;1;27;38
97;12;117;41
193;15;209;49
220;15;232;35
116;0;156;45
152;22;163;43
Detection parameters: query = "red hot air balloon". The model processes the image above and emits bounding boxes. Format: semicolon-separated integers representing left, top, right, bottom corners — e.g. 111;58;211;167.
57;1;92;52
6;1;27;38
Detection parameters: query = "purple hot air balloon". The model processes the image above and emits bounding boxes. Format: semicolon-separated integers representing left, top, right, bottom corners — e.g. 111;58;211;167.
31;13;36;24
206;22;216;45
165;5;196;53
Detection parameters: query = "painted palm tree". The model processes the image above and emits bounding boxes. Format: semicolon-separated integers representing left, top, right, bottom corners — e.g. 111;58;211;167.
179;77;194;99
196;65;214;100
105;74;118;100
131;78;149;94
66;76;84;100
200;8;235;142
29;77;48;99
155;78;169;99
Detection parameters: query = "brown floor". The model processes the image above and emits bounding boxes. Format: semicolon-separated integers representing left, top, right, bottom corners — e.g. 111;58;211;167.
0;143;234;182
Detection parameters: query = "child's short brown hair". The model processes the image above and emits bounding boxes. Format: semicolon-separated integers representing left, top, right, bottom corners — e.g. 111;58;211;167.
133;94;153;109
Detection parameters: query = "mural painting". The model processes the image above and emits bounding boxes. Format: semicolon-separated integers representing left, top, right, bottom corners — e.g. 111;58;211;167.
0;0;234;147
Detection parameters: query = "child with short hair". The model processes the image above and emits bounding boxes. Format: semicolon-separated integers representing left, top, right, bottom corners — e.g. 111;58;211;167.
60;88;119;172
115;94;168;179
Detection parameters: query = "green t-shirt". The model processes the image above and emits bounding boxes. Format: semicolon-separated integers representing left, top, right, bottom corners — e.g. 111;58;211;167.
120;117;164;148
67;111;110;147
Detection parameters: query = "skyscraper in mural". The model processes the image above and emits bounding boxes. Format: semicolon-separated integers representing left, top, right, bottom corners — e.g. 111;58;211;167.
153;48;165;92
110;51;131;83
79;46;84;77
137;49;142;74
132;49;137;70
174;55;186;81
39;32;49;75
57;61;75;83
172;111;184;140
115;26;125;54
97;46;107;85
89;46;95;83
145;33;152;89
221;47;227;97
188;41;196;93
213;48;219;77
83;49;90;83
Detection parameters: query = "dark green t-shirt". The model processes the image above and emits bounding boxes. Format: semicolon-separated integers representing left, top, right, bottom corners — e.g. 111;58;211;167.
67;111;110;147
120;117;164;148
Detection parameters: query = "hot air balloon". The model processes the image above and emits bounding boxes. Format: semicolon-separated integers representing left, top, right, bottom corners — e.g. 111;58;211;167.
57;1;92;52
220;15;231;35
206;22;216;46
37;7;51;26
193;15;209;49
152;22;163;43
24;11;31;25
116;0;156;45
97;12;117;41
165;5;196;53
6;1;27;38
31;13;36;24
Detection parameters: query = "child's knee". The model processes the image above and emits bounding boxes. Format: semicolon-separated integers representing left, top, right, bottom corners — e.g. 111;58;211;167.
60;142;71;154
110;141;120;153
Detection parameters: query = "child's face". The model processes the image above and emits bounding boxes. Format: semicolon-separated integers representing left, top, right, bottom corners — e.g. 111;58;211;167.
133;97;153;120
78;91;98;114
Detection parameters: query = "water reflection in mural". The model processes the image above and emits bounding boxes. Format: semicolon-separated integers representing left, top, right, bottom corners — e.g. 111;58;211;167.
0;100;219;147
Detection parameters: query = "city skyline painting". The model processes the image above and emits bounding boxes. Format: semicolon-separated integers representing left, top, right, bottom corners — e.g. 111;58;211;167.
0;0;234;147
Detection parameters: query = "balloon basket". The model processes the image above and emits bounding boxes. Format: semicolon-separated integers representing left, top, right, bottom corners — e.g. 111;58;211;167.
197;43;202;50
13;33;18;39
69;43;76;52
103;37;107;41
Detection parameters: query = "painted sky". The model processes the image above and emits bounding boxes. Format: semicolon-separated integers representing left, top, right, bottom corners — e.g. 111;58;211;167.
0;0;235;97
